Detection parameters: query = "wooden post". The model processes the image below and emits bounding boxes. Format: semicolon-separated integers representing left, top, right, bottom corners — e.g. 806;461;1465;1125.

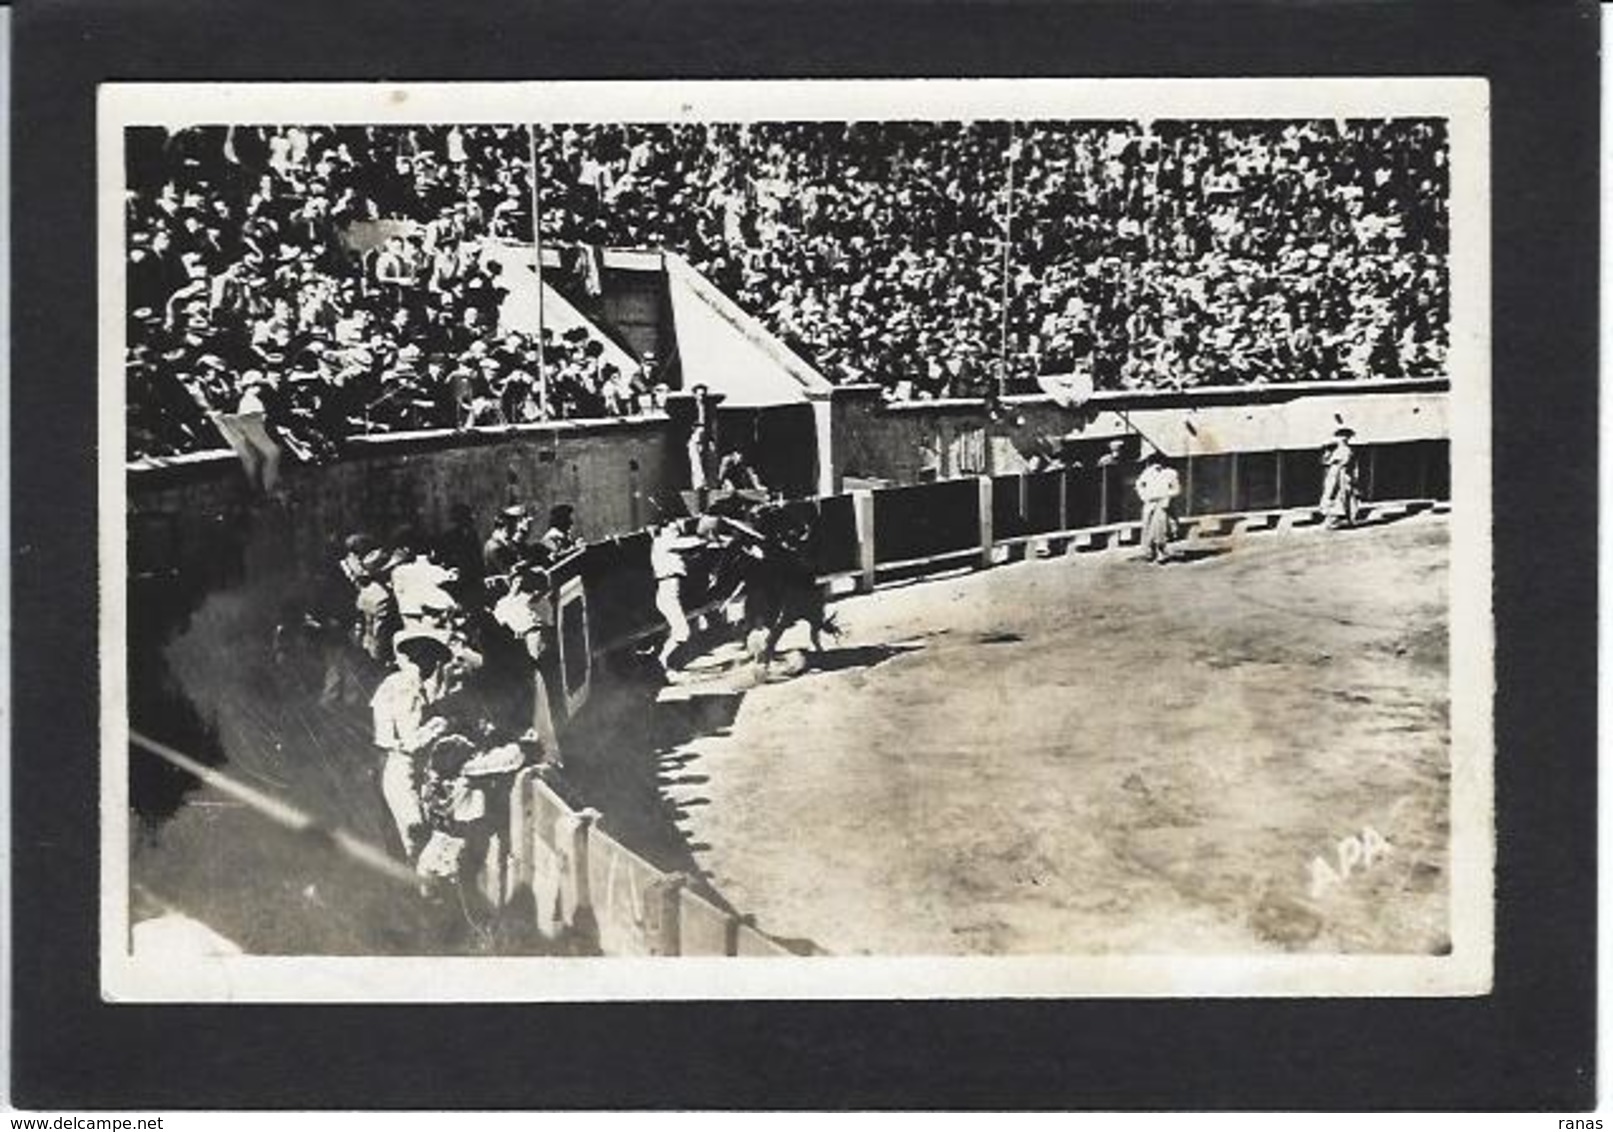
978;476;995;569
852;489;876;594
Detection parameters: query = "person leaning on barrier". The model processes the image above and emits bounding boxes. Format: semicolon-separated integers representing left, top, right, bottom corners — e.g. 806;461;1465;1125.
389;537;461;629
493;561;554;662
1135;449;1182;565
1319;426;1359;530
716;447;767;493
491;560;561;760
537;503;583;560
481;504;529;592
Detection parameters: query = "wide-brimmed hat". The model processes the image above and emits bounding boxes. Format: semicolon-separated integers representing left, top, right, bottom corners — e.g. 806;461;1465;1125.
393;625;453;659
1333;426;1356;439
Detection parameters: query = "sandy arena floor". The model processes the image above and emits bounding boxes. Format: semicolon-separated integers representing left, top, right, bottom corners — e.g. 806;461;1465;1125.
655;515;1451;956
134;513;1451;958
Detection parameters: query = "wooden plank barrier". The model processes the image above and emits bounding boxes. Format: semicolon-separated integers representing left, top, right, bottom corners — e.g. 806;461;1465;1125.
677;886;740;956
508;767;597;943
585;825;684;956
734;919;797;957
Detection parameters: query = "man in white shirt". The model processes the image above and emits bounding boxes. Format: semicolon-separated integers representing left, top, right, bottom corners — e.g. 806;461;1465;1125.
1134;449;1182;564
651;518;707;680
371;627;455;859
493;563;553;659
390;542;460;628
492;562;560;759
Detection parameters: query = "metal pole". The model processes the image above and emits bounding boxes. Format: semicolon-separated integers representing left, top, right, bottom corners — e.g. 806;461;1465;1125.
129;729;419;887
527;123;550;417
998;126;1016;401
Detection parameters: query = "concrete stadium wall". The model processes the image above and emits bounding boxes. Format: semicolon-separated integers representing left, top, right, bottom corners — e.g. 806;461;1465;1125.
129;417;684;594
827;378;1450;490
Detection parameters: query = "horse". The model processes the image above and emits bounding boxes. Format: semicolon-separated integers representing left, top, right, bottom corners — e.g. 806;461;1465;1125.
701;499;840;673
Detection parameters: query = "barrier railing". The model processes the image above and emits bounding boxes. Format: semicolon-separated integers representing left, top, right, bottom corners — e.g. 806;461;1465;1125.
507;766;795;957
545;438;1450;683
497;436;1450;955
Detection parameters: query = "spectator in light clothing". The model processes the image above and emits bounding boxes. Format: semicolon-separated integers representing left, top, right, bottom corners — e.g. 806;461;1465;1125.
390;539;460;628
1134;450;1182;564
371;626;456;860
650;517;706;680
220;371;286;498
1319;426;1360;529
492;561;560;759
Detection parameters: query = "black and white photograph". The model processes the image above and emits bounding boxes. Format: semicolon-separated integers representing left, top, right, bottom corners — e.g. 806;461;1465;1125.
99;78;1492;1001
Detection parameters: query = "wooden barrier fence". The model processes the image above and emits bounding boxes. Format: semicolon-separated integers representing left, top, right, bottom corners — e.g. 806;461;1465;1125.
492;437;1450;954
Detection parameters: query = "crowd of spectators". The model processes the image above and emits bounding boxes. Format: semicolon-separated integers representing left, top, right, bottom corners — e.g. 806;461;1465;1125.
125;125;652;462
126;117;1449;460
283;498;584;878
531;117;1448;396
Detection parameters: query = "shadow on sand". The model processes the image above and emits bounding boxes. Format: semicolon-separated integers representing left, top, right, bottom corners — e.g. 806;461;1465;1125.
553;640;916;928
1168;545;1235;564
793;641;921;675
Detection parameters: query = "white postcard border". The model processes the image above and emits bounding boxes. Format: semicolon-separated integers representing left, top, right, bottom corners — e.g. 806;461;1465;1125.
98;76;1492;1002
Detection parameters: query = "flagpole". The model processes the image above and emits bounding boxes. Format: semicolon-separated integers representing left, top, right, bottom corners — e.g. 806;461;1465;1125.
527;123;550;418
998;124;1017;402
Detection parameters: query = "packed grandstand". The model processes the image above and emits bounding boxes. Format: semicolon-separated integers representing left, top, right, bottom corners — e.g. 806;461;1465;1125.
124;118;1449;461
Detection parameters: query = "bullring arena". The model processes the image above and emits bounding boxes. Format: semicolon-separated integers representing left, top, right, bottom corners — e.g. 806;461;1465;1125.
658;515;1449;956
114;97;1466;974
130;486;1451;960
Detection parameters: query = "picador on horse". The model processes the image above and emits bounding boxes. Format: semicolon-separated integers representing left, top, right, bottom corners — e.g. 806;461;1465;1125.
656;496;840;681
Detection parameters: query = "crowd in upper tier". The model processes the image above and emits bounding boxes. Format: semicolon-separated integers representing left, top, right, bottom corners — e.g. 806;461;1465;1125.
126;118;1448;460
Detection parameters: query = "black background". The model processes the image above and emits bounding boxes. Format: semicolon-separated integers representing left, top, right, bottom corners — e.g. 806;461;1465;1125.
9;0;1599;1111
